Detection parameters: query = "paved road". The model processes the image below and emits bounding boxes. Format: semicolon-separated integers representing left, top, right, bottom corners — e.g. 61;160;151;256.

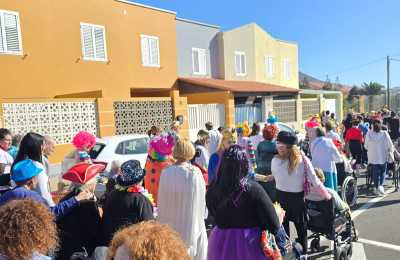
303;172;400;260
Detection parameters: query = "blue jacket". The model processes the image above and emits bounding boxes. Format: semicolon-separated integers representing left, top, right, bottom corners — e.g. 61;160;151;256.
0;186;78;219
208;152;221;183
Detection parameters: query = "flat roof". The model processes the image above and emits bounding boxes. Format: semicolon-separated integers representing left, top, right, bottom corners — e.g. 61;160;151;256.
300;89;342;95
176;17;220;29
115;0;176;15
179;77;299;94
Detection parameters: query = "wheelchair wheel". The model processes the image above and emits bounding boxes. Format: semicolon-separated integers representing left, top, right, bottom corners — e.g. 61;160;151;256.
334;246;346;260
310;238;321;252
341;176;358;207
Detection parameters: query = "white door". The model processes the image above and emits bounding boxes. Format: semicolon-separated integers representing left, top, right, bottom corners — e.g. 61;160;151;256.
324;99;337;116
188;104;225;142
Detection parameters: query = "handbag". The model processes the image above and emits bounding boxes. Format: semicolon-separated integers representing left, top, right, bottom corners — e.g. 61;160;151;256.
302;154;311;196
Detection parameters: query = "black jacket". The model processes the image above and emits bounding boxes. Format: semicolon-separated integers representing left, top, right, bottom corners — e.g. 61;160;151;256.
100;189;154;246
55;189;101;260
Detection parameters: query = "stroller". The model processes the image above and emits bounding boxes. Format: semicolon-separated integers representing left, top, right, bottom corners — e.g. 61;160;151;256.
306;199;357;260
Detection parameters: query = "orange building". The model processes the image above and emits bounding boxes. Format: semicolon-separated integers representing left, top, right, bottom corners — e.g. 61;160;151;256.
0;0;188;162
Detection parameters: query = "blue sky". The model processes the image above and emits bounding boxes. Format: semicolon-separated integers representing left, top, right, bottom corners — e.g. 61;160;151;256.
131;0;400;87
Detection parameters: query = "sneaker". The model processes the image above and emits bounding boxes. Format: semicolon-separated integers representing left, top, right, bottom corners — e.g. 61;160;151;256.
373;188;379;196
378;185;385;195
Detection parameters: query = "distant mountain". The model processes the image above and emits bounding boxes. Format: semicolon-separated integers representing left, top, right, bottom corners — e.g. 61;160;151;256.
299;72;351;94
299;72;324;84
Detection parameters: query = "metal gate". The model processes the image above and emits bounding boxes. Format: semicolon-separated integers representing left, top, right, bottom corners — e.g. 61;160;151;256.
235;104;262;125
188;104;225;141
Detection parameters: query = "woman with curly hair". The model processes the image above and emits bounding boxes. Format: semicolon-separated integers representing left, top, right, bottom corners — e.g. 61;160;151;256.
255;124;279;202
106;221;190;260
0;199;58;260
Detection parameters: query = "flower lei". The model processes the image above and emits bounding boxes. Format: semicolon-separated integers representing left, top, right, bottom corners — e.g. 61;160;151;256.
115;184;158;217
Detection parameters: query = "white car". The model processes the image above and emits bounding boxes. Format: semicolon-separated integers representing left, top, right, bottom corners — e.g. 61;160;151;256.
90;134;149;172
275;122;305;143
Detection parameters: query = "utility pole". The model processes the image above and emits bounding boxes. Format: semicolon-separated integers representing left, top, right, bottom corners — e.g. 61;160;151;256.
387;55;390;109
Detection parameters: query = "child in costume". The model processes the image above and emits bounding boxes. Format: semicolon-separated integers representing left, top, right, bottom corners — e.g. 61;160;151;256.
61;131;97;174
144;133;175;204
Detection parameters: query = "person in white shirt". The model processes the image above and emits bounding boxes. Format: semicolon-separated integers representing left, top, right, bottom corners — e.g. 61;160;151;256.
194;130;210;169
310;127;342;191
365;120;394;196
42;136;56;176
268;131;331;254
325;121;341;142
158;139;207;260
249;123;264;148
205;122;221;155
0;129;13;176
13;133;55;207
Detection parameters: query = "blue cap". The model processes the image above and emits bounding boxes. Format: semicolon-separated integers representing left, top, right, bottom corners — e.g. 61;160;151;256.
11;159;43;182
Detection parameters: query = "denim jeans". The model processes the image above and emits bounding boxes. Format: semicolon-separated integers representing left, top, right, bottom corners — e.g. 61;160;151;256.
370;163;386;189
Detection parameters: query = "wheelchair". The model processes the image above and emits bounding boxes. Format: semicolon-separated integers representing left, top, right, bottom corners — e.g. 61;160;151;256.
306;199;358;260
336;162;358;207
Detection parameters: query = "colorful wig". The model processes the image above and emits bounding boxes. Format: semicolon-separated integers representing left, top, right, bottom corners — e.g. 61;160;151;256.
72;131;96;151
148;134;175;161
236;122;250;137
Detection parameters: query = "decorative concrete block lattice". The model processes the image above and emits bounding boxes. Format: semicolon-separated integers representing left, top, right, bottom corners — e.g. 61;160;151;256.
2;102;98;144
302;99;320;120
273;99;296;123
114;100;173;135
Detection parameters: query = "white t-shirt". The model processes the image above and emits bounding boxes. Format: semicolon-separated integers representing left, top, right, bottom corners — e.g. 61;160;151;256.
0;148;13;174
271;155;323;193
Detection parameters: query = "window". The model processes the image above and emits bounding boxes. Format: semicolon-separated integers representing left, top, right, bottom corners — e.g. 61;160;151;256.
265;56;275;77
192;48;207;75
283;58;291;80
0;10;22;55
80;22;107;61
234;51;246;76
141;35;160;67
89;143;106;159
115;138;149;155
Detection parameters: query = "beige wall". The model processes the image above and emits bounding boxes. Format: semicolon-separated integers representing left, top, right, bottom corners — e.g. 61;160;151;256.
0;0;177;99
219;23;299;89
254;25;299;89
219;24;256;81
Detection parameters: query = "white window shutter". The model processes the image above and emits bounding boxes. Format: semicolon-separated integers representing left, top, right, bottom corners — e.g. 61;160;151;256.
199;49;206;74
81;24;94;59
235;54;241;74
94;27;105;60
0;15;4;53
240;54;246;74
192;49;200;73
141;36;149;66
4;13;20;53
150;38;159;66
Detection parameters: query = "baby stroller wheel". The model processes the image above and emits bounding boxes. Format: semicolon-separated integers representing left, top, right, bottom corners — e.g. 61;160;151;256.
310;238;321;252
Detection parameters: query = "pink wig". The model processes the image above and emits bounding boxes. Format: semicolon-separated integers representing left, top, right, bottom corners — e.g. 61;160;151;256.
149;134;175;156
72;131;96;150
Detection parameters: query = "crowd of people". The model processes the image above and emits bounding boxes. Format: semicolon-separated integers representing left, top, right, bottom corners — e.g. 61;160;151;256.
0;107;398;260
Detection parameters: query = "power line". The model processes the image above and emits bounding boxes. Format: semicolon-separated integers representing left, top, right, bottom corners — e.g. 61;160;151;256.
321;56;387;79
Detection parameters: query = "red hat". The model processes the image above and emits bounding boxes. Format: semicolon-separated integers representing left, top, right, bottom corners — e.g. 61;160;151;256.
62;163;105;184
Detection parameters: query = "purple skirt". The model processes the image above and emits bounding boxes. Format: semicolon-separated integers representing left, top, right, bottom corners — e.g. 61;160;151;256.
207;227;266;260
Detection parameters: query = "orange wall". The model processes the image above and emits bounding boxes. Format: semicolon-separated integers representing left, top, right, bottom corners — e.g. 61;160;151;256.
0;0;177;99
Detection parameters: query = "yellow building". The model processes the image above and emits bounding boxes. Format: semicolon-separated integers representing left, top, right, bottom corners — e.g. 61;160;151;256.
217;23;299;89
